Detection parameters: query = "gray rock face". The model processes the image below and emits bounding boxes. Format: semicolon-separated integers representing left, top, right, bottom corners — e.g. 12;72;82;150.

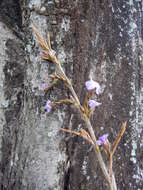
0;0;142;190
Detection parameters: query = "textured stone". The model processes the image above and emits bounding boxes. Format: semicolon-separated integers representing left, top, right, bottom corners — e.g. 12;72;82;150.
0;0;142;190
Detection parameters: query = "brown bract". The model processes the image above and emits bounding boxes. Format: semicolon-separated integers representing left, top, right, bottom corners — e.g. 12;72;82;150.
32;24;58;64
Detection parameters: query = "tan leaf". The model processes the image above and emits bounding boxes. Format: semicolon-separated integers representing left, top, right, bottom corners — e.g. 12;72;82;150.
111;121;127;155
60;128;80;136
32;24;49;51
80;129;93;144
47;32;51;50
60;128;93;144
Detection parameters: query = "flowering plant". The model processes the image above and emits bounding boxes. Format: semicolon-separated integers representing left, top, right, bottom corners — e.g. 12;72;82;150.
33;25;126;190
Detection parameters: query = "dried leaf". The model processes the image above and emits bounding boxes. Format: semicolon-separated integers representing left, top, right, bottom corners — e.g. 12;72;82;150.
47;32;51;50
61;128;93;144
102;141;111;157
60;128;80;136
32;24;58;63
80;129;92;142
111;121;127;155
54;99;74;106
32;24;49;51
83;92;93;115
44;78;59;93
87;108;94;118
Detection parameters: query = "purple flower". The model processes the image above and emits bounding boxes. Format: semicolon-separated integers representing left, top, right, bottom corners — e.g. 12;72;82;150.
85;79;102;95
39;83;47;91
97;134;108;146
45;100;52;113
88;100;101;109
96;86;102;95
85;79;99;91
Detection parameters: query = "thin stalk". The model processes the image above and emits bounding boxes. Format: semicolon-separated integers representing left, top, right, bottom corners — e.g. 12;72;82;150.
110;154;113;177
33;26;117;189
83;114;111;185
56;62;117;188
110;173;117;190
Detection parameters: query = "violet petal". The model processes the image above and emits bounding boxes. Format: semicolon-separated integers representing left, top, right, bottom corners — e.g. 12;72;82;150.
45;100;52;113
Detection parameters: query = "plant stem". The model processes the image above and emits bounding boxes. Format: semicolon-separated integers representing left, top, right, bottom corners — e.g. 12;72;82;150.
48;45;117;190
110;154;113;177
56;62;118;189
83;114;111;185
33;26;120;189
110;174;117;190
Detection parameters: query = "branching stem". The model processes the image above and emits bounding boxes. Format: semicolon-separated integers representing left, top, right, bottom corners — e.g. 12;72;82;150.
55;57;116;189
33;26;120;189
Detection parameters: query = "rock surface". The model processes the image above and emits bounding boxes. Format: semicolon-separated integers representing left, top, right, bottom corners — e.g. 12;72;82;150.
0;0;142;190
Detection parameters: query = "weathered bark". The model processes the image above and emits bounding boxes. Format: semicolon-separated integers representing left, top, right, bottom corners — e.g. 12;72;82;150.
0;0;142;190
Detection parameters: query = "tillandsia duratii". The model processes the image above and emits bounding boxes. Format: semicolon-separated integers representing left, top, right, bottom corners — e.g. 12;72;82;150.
33;24;127;190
